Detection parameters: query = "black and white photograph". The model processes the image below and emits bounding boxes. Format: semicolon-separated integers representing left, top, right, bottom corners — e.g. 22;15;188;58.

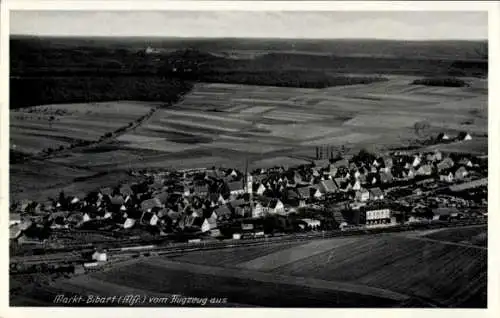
4;1;495;311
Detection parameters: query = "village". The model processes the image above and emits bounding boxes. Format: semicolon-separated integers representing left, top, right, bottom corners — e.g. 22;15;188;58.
10;133;488;250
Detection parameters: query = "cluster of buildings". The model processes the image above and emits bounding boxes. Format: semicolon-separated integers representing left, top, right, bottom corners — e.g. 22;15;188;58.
10;149;487;243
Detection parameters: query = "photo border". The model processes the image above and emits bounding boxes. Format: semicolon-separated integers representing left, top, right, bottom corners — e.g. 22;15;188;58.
1;1;498;318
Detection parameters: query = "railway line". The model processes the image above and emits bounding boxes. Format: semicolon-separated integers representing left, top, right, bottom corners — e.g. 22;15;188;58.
10;218;487;266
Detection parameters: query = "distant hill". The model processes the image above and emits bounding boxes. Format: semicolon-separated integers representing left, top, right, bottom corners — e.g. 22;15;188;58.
11;35;488;60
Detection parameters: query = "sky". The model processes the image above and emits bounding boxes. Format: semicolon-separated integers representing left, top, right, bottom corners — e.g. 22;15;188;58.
10;11;488;40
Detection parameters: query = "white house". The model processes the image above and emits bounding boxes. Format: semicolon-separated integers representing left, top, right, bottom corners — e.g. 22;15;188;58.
267;199;285;215
301;218;321;228
83;213;92;223
229;169;238;178
255;183;266;195
412;155;421;167
312;187;323;200
355;189;370;202
9;213;22;227
417;165;433;176
352;180;362;191
92;250;107;262
123;218;136;229
439;172;454;183
252;203;265;218
201;217;217;233
142;213;159;226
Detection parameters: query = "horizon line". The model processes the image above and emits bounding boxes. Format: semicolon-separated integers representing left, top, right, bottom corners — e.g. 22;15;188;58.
9;34;488;42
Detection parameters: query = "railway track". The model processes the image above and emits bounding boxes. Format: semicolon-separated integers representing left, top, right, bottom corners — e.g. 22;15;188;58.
10;218;486;265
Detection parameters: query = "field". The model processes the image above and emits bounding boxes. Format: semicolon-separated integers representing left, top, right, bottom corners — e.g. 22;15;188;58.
10;101;155;154
99;78;488;163
13;227;487;307
9;74;488;202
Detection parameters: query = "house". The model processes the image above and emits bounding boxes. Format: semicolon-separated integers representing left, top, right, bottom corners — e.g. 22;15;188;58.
432;207;459;221
439;172;454;183
320;179;338;193
329;165;338;178
383;157;393;168
154;192;170;205
183;185;192;197
194;184;209;195
404;168;416;179
311;168;320;177
301;218;321;229
417;164;433;176
458;158;474;167
218;194;227;205
353;169;361;179
252;202;265;218
215;205;232;219
141;198;162;213
123;218;136;229
9;213;22;227
119;184;134;197
458;132;472;141
83;213;92;223
339;181;353;192
379;171;394;184
228;169;239;178
355;189;370;202
352;180;362;191
412;155;421;167
228;181;245;196
369;187;384;200
141;212;159;226
287;189;299;201
255;183;267;195
437;132;450;141
201;217;217;233
365;208;391;225
10;225;22;240
110;195;125;206
311;187;324;200
92;249;107;262
454;166;469;180
205;169;221;179
437;157;454;172
70;196;80;205
297;187;311;200
267;199;285;215
100;187;113;197
434;151;443;161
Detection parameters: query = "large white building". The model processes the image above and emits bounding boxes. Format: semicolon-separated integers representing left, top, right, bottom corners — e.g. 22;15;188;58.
365;208;391;225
